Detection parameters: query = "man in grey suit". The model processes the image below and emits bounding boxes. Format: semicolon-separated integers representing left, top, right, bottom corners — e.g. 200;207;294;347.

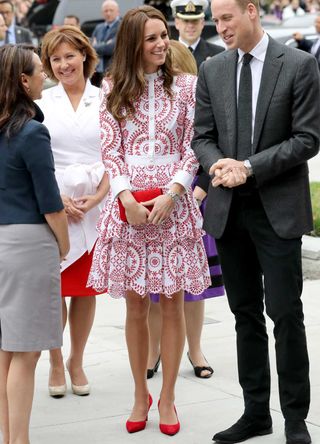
192;0;320;443
0;0;32;44
91;0;121;86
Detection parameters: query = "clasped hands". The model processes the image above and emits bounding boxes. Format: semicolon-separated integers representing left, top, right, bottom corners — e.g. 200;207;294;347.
62;194;99;220
209;158;249;188
125;194;175;226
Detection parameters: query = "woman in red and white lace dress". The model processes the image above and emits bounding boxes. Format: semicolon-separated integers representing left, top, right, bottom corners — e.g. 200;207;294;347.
88;6;210;436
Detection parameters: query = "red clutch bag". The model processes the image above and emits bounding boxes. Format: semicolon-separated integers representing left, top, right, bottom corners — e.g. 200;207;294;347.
118;188;163;222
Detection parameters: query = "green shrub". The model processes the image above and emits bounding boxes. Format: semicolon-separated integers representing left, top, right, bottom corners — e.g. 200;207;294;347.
310;182;320;237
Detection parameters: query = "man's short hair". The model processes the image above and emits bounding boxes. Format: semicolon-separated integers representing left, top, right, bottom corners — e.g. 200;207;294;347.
235;0;260;12
0;0;14;10
64;15;80;25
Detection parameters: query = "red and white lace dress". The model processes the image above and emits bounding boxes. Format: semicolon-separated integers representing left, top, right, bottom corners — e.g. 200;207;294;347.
88;71;211;298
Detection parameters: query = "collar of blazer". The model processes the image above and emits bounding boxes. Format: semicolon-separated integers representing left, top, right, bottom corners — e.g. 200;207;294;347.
219;37;284;157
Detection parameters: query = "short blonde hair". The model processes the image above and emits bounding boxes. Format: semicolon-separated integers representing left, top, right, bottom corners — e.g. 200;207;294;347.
169;40;197;75
41;25;98;80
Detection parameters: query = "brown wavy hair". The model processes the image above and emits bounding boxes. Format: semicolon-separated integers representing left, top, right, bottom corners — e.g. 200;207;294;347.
40;25;98;81
107;6;175;121
0;44;37;137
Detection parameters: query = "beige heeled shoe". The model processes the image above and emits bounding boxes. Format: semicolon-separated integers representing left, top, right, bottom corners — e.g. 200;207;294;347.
71;382;90;396
48;384;67;398
66;360;90;396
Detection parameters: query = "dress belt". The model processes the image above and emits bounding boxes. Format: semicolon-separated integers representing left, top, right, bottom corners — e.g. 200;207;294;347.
125;153;180;166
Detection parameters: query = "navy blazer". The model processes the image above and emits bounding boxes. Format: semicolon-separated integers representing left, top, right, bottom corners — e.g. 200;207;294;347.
193;37;224;70
0;105;63;224
92;18;121;72
296;37;320;70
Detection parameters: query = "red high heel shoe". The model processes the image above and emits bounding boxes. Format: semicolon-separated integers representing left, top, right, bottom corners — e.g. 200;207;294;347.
126;394;153;433
158;400;180;436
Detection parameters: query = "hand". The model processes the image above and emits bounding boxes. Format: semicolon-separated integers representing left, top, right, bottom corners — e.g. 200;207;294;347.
209;158;248;188
59;241;70;263
74;195;100;214
142;194;175;225
125;201;150;225
61;194;84;220
193;185;207;204
59;251;68;263
293;32;303;41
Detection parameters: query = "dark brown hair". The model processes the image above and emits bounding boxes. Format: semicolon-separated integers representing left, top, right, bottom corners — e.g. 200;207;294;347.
107;5;175;121
40;25;98;81
0;44;37;137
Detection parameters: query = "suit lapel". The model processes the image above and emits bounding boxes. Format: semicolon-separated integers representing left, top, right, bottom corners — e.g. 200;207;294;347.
252;38;284;153
222;50;238;157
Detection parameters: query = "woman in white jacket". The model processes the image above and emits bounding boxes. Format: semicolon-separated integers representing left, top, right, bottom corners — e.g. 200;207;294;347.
37;26;109;398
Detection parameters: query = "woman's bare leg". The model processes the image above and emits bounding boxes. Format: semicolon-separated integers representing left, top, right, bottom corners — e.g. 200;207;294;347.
185;299;211;376
0;350;12;444
49;298;67;387
159;290;185;424
147;301;161;370
66;296;96;385
125;291;150;421
7;351;41;444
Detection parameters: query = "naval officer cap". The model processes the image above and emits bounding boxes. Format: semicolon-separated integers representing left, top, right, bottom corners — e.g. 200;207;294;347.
171;0;209;20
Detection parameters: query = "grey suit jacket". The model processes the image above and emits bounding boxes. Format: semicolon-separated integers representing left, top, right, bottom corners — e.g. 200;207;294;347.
15;25;33;44
192;37;320;239
92;19;121;72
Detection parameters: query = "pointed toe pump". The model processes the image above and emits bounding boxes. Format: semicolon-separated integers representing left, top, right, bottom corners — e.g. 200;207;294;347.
158;400;180;436
126;394;153;433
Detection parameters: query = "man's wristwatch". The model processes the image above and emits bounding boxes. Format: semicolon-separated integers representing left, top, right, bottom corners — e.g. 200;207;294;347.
167;190;180;203
243;159;253;177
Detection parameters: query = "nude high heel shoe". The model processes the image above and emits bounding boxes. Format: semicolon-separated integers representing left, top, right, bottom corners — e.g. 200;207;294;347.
48;384;67;398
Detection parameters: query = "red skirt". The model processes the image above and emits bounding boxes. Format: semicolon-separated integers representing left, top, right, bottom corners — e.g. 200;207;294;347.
61;249;103;297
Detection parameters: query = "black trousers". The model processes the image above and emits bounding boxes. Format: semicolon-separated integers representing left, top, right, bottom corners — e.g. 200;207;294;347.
215;192;310;420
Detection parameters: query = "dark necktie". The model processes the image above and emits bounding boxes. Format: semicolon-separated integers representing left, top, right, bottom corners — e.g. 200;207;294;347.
313;38;320;59
237;53;253;160
101;24;109;42
188;46;193;53
4;30;9;44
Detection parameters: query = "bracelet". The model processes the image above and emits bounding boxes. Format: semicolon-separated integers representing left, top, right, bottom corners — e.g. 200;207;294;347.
166;190;180;203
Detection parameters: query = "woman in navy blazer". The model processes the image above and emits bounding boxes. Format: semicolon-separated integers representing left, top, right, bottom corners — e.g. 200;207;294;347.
0;44;69;444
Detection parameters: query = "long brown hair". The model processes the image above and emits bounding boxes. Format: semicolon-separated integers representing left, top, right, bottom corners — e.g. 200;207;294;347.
41;25;98;81
107;6;175;121
0;44;36;138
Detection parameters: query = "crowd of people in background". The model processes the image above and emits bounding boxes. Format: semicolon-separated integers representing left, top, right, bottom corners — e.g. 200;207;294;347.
1;0;320;443
266;0;319;20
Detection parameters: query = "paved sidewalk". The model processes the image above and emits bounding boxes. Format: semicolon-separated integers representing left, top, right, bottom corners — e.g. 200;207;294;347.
31;279;320;444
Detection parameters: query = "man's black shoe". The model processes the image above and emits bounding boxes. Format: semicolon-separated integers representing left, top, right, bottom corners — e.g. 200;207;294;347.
285;420;311;444
212;414;273;443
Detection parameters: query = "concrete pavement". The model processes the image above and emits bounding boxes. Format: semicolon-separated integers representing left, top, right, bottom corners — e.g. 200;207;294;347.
30;278;320;443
